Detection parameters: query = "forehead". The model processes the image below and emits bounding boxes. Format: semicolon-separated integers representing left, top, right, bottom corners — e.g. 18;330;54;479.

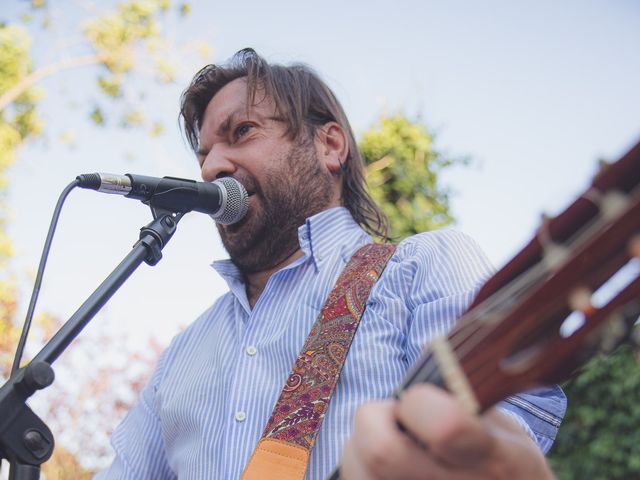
200;77;276;135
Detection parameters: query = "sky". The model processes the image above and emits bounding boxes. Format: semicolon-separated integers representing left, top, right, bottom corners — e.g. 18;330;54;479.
3;0;640;354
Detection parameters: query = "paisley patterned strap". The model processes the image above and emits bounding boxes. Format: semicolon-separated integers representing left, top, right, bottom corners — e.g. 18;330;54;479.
241;243;397;480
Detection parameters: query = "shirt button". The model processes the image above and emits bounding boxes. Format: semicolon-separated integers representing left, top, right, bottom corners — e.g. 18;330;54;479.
235;411;247;422
246;345;257;356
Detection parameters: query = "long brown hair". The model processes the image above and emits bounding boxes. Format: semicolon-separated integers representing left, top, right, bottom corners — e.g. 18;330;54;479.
180;48;389;239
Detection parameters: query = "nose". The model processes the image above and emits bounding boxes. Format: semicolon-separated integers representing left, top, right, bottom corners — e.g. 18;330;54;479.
200;144;237;182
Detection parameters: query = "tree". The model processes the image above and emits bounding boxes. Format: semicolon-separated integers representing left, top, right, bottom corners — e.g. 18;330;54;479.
360;113;465;238
0;25;42;373
0;1;202;476
548;344;640;479
1;0;202;275
29;322;164;474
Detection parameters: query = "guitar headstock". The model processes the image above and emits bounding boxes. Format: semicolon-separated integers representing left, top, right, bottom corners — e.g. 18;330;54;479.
451;139;640;411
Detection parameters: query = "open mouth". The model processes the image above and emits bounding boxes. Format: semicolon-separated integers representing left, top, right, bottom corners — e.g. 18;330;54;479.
223;193;256;231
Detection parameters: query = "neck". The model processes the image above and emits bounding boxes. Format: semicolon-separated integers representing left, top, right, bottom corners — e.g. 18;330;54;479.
244;248;305;309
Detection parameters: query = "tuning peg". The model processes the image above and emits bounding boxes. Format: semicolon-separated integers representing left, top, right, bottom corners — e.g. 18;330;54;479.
600;191;629;221
629;234;640;258
537;213;570;270
597;158;611;171
567;287;593;315
582;187;629;221
568;287;594;315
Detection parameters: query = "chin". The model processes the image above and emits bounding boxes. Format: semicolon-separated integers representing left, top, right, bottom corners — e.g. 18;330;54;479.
218;204;254;234
218;210;264;254
223;217;248;234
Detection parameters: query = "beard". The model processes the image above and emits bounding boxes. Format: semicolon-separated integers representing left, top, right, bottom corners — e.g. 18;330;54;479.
216;140;335;274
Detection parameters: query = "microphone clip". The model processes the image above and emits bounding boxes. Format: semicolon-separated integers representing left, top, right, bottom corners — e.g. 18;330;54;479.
138;211;184;266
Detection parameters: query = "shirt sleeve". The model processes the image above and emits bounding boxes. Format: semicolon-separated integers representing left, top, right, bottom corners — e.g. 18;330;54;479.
94;348;176;480
395;229;567;453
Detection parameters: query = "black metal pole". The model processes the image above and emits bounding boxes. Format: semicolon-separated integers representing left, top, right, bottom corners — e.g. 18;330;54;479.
32;241;149;366
0;212;181;479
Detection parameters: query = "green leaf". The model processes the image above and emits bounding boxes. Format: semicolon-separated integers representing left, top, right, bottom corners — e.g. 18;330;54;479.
97;75;123;98
179;3;191;16
90;106;105;126
121;110;145;126
150;121;164;137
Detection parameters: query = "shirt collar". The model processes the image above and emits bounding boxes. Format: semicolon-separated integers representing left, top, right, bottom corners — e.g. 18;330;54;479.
297;206;370;266
212;206;371;284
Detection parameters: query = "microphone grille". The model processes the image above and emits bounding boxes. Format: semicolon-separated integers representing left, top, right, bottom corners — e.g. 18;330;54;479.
212;177;249;225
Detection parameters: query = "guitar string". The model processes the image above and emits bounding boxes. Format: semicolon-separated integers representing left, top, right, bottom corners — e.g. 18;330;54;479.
446;187;640;376
418;215;639;407
407;237;628;399
400;180;640;394
455;184;640;354
466;274;640;398
396;188;640;404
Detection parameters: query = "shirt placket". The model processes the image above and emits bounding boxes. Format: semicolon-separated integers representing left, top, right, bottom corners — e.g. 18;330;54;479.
223;274;287;477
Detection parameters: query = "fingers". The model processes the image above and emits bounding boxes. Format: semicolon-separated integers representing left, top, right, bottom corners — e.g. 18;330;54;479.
396;385;554;479
397;384;494;468
481;408;537;449
480;408;555;480
340;386;555;480
341;399;439;480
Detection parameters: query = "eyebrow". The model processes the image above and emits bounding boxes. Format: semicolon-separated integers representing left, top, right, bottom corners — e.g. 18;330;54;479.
197;110;241;156
216;111;238;138
196;111;284;156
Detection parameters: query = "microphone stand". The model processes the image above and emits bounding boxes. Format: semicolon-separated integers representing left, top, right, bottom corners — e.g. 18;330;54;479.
0;208;183;479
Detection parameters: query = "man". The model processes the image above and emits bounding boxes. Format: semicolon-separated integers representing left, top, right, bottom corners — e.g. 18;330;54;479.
96;49;565;479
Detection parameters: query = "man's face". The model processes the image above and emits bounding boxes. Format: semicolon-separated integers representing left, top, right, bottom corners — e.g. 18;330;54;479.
197;78;338;273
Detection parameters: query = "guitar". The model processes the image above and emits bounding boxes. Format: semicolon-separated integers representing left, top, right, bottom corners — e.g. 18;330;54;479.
328;138;640;479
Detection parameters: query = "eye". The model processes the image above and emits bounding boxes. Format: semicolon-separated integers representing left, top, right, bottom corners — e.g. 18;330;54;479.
232;123;254;141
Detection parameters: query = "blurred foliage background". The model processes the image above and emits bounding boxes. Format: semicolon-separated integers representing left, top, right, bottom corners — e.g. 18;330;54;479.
1;0;201;476
548;345;640;479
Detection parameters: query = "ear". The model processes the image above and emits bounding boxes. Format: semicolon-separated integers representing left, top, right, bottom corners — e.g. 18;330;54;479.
315;122;348;175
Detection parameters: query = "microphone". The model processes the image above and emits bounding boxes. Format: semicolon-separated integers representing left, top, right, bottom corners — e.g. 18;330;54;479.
76;173;248;224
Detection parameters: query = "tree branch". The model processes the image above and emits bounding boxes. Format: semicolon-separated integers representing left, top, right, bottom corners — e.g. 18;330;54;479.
0;53;108;112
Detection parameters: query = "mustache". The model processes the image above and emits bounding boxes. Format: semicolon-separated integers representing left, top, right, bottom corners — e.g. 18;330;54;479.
227;174;258;197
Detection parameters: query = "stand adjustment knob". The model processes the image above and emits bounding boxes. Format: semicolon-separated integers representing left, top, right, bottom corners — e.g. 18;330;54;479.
23;429;52;459
24;362;55;392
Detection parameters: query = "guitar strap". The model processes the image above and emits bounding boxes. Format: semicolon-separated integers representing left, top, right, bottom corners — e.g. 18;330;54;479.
241;242;397;480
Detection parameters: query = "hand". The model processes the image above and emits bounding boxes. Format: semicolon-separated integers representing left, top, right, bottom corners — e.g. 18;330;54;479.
340;384;555;479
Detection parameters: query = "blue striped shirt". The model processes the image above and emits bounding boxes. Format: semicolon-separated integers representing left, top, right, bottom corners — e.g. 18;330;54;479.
97;207;565;479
